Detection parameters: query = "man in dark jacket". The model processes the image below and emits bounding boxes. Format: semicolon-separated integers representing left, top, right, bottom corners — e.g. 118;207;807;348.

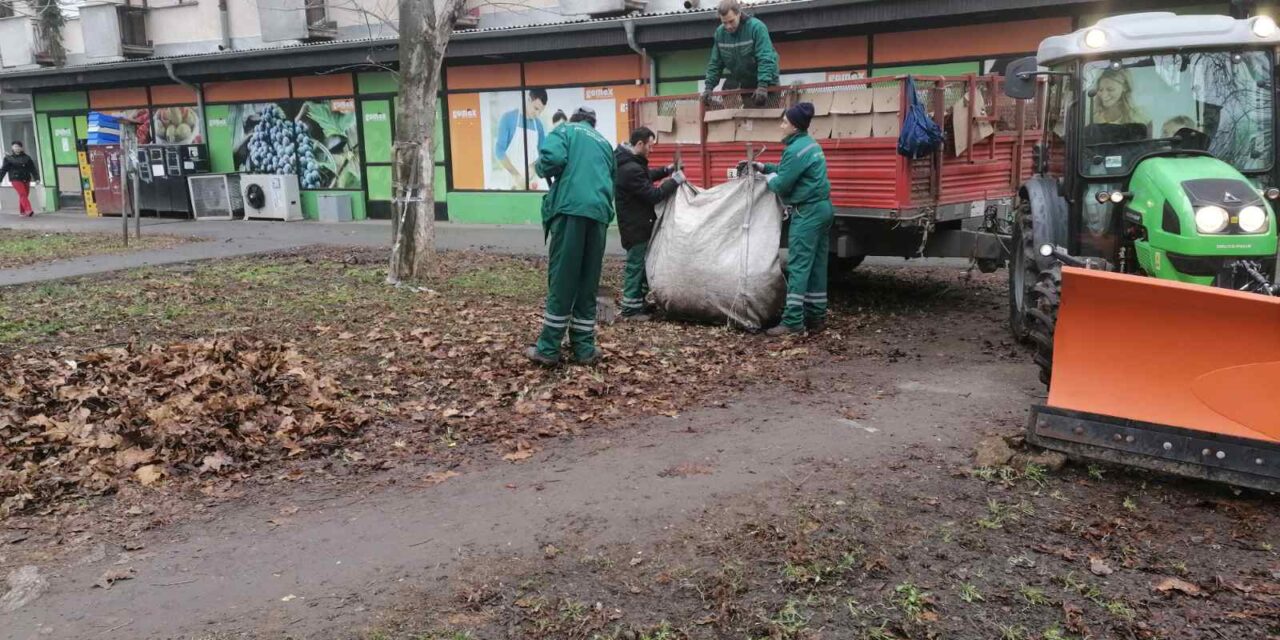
701;0;779;107
614;127;685;320
0;141;40;217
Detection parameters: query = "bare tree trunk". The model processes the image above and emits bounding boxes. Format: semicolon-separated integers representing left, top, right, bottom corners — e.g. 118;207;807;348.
388;0;446;283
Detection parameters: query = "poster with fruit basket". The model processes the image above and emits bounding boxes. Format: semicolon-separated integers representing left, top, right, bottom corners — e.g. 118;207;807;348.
152;106;203;144
229;100;361;190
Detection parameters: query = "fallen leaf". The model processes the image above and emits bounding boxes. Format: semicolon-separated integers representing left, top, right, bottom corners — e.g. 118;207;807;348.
95;567;136;589
200;452;233;473
1089;556;1114;577
281;594;297;602
424;470;460;485
135;465;164;486
502;449;536;463
543;545;559;559
1155;577;1202;597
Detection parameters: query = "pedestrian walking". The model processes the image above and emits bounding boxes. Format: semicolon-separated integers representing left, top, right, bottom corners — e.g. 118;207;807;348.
741;102;833;336
0;141;40;217
614;127;685;321
526;107;617;366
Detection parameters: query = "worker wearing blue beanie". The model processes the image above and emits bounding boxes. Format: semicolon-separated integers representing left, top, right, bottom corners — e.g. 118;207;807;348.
741;101;833;335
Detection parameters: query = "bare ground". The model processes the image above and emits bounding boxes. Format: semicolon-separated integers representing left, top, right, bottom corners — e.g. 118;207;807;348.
1;250;1276;640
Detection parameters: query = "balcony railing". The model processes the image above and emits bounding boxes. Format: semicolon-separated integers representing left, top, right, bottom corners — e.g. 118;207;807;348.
31;24;57;66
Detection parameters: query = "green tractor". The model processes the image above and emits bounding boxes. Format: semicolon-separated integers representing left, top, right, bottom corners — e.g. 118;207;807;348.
1002;12;1280;492
1004;11;1280;382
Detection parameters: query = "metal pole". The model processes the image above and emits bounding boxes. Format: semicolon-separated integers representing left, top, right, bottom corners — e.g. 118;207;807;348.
133;170;141;239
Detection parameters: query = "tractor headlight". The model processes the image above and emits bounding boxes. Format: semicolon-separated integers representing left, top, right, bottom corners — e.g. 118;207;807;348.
1195;206;1230;234
1252;15;1278;38
1083;28;1108;49
1238;205;1268;233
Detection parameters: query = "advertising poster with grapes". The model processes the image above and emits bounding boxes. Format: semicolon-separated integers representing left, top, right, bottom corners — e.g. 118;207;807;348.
229;100;362;190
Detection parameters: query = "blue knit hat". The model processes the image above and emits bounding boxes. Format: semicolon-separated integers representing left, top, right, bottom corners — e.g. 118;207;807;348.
784;102;815;131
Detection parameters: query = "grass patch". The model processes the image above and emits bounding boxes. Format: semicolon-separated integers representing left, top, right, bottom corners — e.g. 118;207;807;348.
0;229;192;269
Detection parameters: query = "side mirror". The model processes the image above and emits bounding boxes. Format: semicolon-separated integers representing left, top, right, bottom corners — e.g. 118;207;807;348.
1003;56;1040;100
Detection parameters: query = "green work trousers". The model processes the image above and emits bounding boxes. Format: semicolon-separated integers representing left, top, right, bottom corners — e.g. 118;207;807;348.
621;242;649;316
783;200;834;329
536;214;609;360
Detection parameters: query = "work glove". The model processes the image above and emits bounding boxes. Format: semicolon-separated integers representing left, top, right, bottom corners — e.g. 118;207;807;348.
671;170;687;185
701;89;714;105
752;87;769;105
735;160;766;175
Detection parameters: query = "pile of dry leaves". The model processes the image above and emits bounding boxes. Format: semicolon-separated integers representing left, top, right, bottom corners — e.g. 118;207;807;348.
0;338;370;515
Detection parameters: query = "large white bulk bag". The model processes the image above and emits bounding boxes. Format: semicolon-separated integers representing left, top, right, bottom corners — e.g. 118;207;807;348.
646;176;785;330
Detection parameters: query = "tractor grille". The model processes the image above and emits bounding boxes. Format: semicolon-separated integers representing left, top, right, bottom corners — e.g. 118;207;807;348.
1166;253;1221;277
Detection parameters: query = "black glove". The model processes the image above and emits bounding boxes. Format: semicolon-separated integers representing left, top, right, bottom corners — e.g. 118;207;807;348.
752;87;769;105
735;160;765;175
664;162;683;174
701;89;714;105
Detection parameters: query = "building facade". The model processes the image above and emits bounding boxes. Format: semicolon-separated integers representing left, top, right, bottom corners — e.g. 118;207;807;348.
0;0;1251;222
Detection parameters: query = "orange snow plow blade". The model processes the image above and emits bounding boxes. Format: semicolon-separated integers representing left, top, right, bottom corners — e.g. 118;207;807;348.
1028;267;1280;491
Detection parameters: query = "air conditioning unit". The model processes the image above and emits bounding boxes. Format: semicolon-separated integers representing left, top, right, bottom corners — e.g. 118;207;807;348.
241;174;303;221
189;174;244;221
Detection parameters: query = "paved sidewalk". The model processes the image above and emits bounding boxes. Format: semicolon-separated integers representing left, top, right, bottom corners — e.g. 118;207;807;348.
0;213;623;286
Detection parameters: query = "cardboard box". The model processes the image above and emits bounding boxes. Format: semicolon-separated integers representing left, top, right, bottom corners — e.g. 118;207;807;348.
830;89;873;115
808;115;834;140
735;108;784;143
873;112;900;137
704;109;737;143
637;101;660;129
952;91;996;156
798;91;835;116
671;102;702;144
873;84;901;113
831;113;874;139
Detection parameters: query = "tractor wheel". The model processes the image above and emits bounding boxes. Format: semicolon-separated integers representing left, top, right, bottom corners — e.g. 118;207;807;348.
1008;200;1038;343
1025;264;1062;386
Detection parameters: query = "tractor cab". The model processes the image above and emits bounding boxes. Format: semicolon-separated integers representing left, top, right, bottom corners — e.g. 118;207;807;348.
1003;13;1280;493
1005;12;1280;289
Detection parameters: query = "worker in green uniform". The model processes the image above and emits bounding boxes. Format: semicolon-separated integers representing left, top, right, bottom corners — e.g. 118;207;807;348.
526;106;617;366
702;0;779;108
741;102;833;336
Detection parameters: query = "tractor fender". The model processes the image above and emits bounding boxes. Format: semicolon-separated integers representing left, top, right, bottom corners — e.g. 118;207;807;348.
1020;177;1070;271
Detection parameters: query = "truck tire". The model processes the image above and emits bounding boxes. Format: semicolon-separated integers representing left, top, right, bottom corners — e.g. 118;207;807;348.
829;255;865;283
1008;201;1038;343
1025;264;1061;386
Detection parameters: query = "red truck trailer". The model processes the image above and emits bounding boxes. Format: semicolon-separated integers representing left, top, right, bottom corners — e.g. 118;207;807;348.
628;75;1045;272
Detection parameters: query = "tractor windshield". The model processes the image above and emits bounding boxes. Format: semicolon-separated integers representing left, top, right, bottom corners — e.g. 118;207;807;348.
1080;51;1273;177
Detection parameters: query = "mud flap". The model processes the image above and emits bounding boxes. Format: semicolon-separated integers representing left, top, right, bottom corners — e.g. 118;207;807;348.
1035;267;1280;490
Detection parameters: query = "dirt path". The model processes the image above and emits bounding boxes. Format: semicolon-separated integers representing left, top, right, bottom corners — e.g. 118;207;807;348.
3;308;1039;639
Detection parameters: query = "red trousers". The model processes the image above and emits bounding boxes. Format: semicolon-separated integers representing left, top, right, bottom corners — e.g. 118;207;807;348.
11;180;33;215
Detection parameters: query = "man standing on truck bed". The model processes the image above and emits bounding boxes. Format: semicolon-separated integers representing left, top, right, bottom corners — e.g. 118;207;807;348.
526;107;616;367
742;102;833;336
614;126;686;321
701;0;779;108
